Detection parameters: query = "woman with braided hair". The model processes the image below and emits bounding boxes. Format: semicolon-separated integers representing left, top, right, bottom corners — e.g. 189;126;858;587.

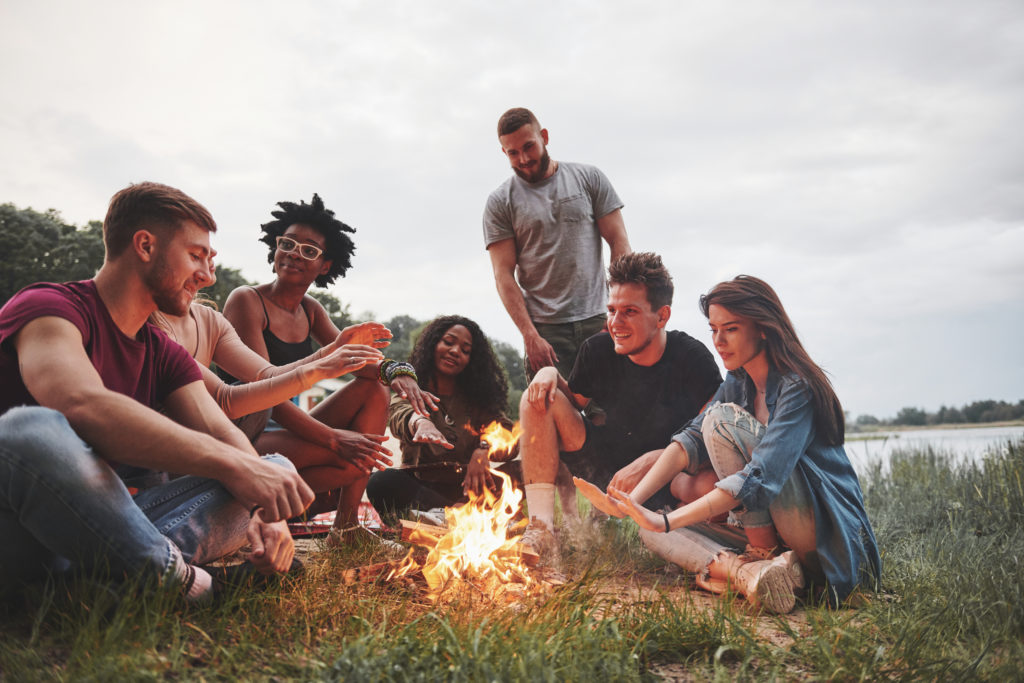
222;194;437;547
367;315;520;517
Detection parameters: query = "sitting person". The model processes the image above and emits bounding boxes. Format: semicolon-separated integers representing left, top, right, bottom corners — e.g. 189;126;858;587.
220;194;436;547
578;275;881;613
518;252;722;559
366;315;519;517
0;182;313;602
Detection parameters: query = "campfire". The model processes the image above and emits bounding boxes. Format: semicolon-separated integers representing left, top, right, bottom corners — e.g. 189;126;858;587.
343;420;553;601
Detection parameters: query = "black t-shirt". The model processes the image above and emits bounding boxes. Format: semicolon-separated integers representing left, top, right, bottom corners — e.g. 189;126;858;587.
569;330;722;461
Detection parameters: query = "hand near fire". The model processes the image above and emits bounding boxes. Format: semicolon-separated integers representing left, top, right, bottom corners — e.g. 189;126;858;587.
573;476;627;518
246;512;297;575
607;486;666;533
411;417;454;449
463;447;495;495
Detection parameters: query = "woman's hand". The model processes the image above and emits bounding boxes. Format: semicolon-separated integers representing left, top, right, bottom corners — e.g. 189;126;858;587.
337;322;392;349
573;477;626;518
463;447;495;496
390;375;439;416
327;429;392;474
411;416;454;449
316;344;384;378
607;485;666;532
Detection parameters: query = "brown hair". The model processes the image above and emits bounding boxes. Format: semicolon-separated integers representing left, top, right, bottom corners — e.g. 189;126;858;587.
700;275;845;445
497;107;541;137
103;182;216;258
608;252;674;309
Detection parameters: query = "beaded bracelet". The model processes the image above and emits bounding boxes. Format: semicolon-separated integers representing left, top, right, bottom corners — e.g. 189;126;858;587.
386;361;418;383
377;359;396;385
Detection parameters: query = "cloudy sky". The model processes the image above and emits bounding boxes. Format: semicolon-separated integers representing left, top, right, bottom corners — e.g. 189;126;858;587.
2;0;1022;419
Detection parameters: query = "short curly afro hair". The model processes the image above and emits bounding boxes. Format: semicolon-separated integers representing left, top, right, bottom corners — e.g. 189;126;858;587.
259;193;355;287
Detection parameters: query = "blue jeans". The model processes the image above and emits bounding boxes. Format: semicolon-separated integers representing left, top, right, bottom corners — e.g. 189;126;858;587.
0;406;291;585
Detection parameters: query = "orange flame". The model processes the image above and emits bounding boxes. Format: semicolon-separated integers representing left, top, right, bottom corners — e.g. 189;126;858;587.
480;420;521;461
388;421;534;598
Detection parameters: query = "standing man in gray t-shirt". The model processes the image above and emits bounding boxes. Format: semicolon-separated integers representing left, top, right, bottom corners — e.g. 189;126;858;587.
483;107;632;380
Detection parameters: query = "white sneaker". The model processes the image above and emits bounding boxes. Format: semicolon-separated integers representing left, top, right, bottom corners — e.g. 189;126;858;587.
409;507;447;527
519;517;558;563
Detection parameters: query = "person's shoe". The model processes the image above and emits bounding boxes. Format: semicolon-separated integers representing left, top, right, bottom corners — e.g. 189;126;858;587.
732;558;797;614
770;550;805;593
328;525;404;552
409;507;447;528
519;517;558;564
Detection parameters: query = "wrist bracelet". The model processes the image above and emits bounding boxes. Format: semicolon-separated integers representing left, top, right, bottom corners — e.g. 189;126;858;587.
663;511;670;533
385;361;418;384
378;359;396;385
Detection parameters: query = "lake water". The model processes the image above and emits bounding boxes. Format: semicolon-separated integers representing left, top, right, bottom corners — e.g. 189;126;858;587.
845;425;1024;473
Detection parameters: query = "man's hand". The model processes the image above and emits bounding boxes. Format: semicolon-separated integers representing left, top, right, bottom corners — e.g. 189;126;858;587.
337;322;392;349
524;366;560;411
524;331;559;374
246;514;296;574
573;476;626;518
463;447;495;495
608;450;662;493
411;417;454;449
225;457;314;522
327;429;392;474
391;375;439;417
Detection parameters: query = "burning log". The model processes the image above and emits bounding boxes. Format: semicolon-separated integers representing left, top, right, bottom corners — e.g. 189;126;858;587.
399;519;540;567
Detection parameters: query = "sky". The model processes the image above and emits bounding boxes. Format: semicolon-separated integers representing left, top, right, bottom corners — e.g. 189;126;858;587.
2;0;1022;420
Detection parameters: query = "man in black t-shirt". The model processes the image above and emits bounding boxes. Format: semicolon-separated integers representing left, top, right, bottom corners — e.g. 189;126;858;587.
518;253;722;558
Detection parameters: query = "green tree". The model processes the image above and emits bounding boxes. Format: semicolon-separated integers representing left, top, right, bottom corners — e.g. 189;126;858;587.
309;290;354;330
894;406;927;426
201;265;254;311
383;315;426;362
0;204;104;304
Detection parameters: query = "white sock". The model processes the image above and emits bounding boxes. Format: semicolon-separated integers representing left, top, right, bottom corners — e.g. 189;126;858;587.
524;483;556;528
184;565;214;602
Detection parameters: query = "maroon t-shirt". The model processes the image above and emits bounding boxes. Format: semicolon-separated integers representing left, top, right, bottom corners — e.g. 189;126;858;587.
0;280;201;423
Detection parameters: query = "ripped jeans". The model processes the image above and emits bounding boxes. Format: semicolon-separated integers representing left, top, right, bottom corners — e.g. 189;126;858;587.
0;406;292;587
640;402;818;578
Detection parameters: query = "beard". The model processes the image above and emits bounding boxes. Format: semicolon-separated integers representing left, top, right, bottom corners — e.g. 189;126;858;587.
144;250;191;316
513;148;552;183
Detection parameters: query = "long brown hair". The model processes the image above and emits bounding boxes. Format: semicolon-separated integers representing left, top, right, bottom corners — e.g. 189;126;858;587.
700;275;845;445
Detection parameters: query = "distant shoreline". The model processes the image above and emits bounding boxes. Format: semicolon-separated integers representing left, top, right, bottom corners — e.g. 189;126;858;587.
847;420;1024;439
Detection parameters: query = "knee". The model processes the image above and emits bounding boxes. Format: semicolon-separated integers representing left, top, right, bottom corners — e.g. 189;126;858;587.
0;406;88;463
261;453;298;473
700;402;742;442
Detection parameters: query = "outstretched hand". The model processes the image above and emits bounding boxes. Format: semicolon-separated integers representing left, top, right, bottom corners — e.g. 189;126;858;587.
318;344;384;377
246;514;296;575
573;476;626;518
337;322;392;349
607;486;665;532
411;417;454;449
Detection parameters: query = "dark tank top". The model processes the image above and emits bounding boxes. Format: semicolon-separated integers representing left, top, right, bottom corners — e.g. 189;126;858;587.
217;287;314;382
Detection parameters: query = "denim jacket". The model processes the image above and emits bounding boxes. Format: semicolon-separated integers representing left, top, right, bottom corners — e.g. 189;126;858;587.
672;367;882;603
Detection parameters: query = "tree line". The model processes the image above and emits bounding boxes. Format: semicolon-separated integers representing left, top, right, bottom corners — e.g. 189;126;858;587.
854;400;1024;429
0;202;528;414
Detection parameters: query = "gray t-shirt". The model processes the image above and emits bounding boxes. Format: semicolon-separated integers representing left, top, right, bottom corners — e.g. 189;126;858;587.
483;162;624;324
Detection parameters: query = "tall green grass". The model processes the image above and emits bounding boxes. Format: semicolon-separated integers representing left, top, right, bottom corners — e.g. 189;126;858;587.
1;438;1022;681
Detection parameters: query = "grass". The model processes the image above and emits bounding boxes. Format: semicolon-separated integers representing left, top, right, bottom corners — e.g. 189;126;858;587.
2;438;1023;681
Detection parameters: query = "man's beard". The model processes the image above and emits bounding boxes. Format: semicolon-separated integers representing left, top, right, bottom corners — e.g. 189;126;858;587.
144;251;191;316
513;148;552;183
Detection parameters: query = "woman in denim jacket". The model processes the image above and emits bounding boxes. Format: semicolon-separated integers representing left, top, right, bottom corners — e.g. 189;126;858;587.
577;275;880;613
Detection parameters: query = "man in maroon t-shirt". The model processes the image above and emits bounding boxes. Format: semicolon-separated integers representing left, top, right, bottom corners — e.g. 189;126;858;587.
0;182;314;601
